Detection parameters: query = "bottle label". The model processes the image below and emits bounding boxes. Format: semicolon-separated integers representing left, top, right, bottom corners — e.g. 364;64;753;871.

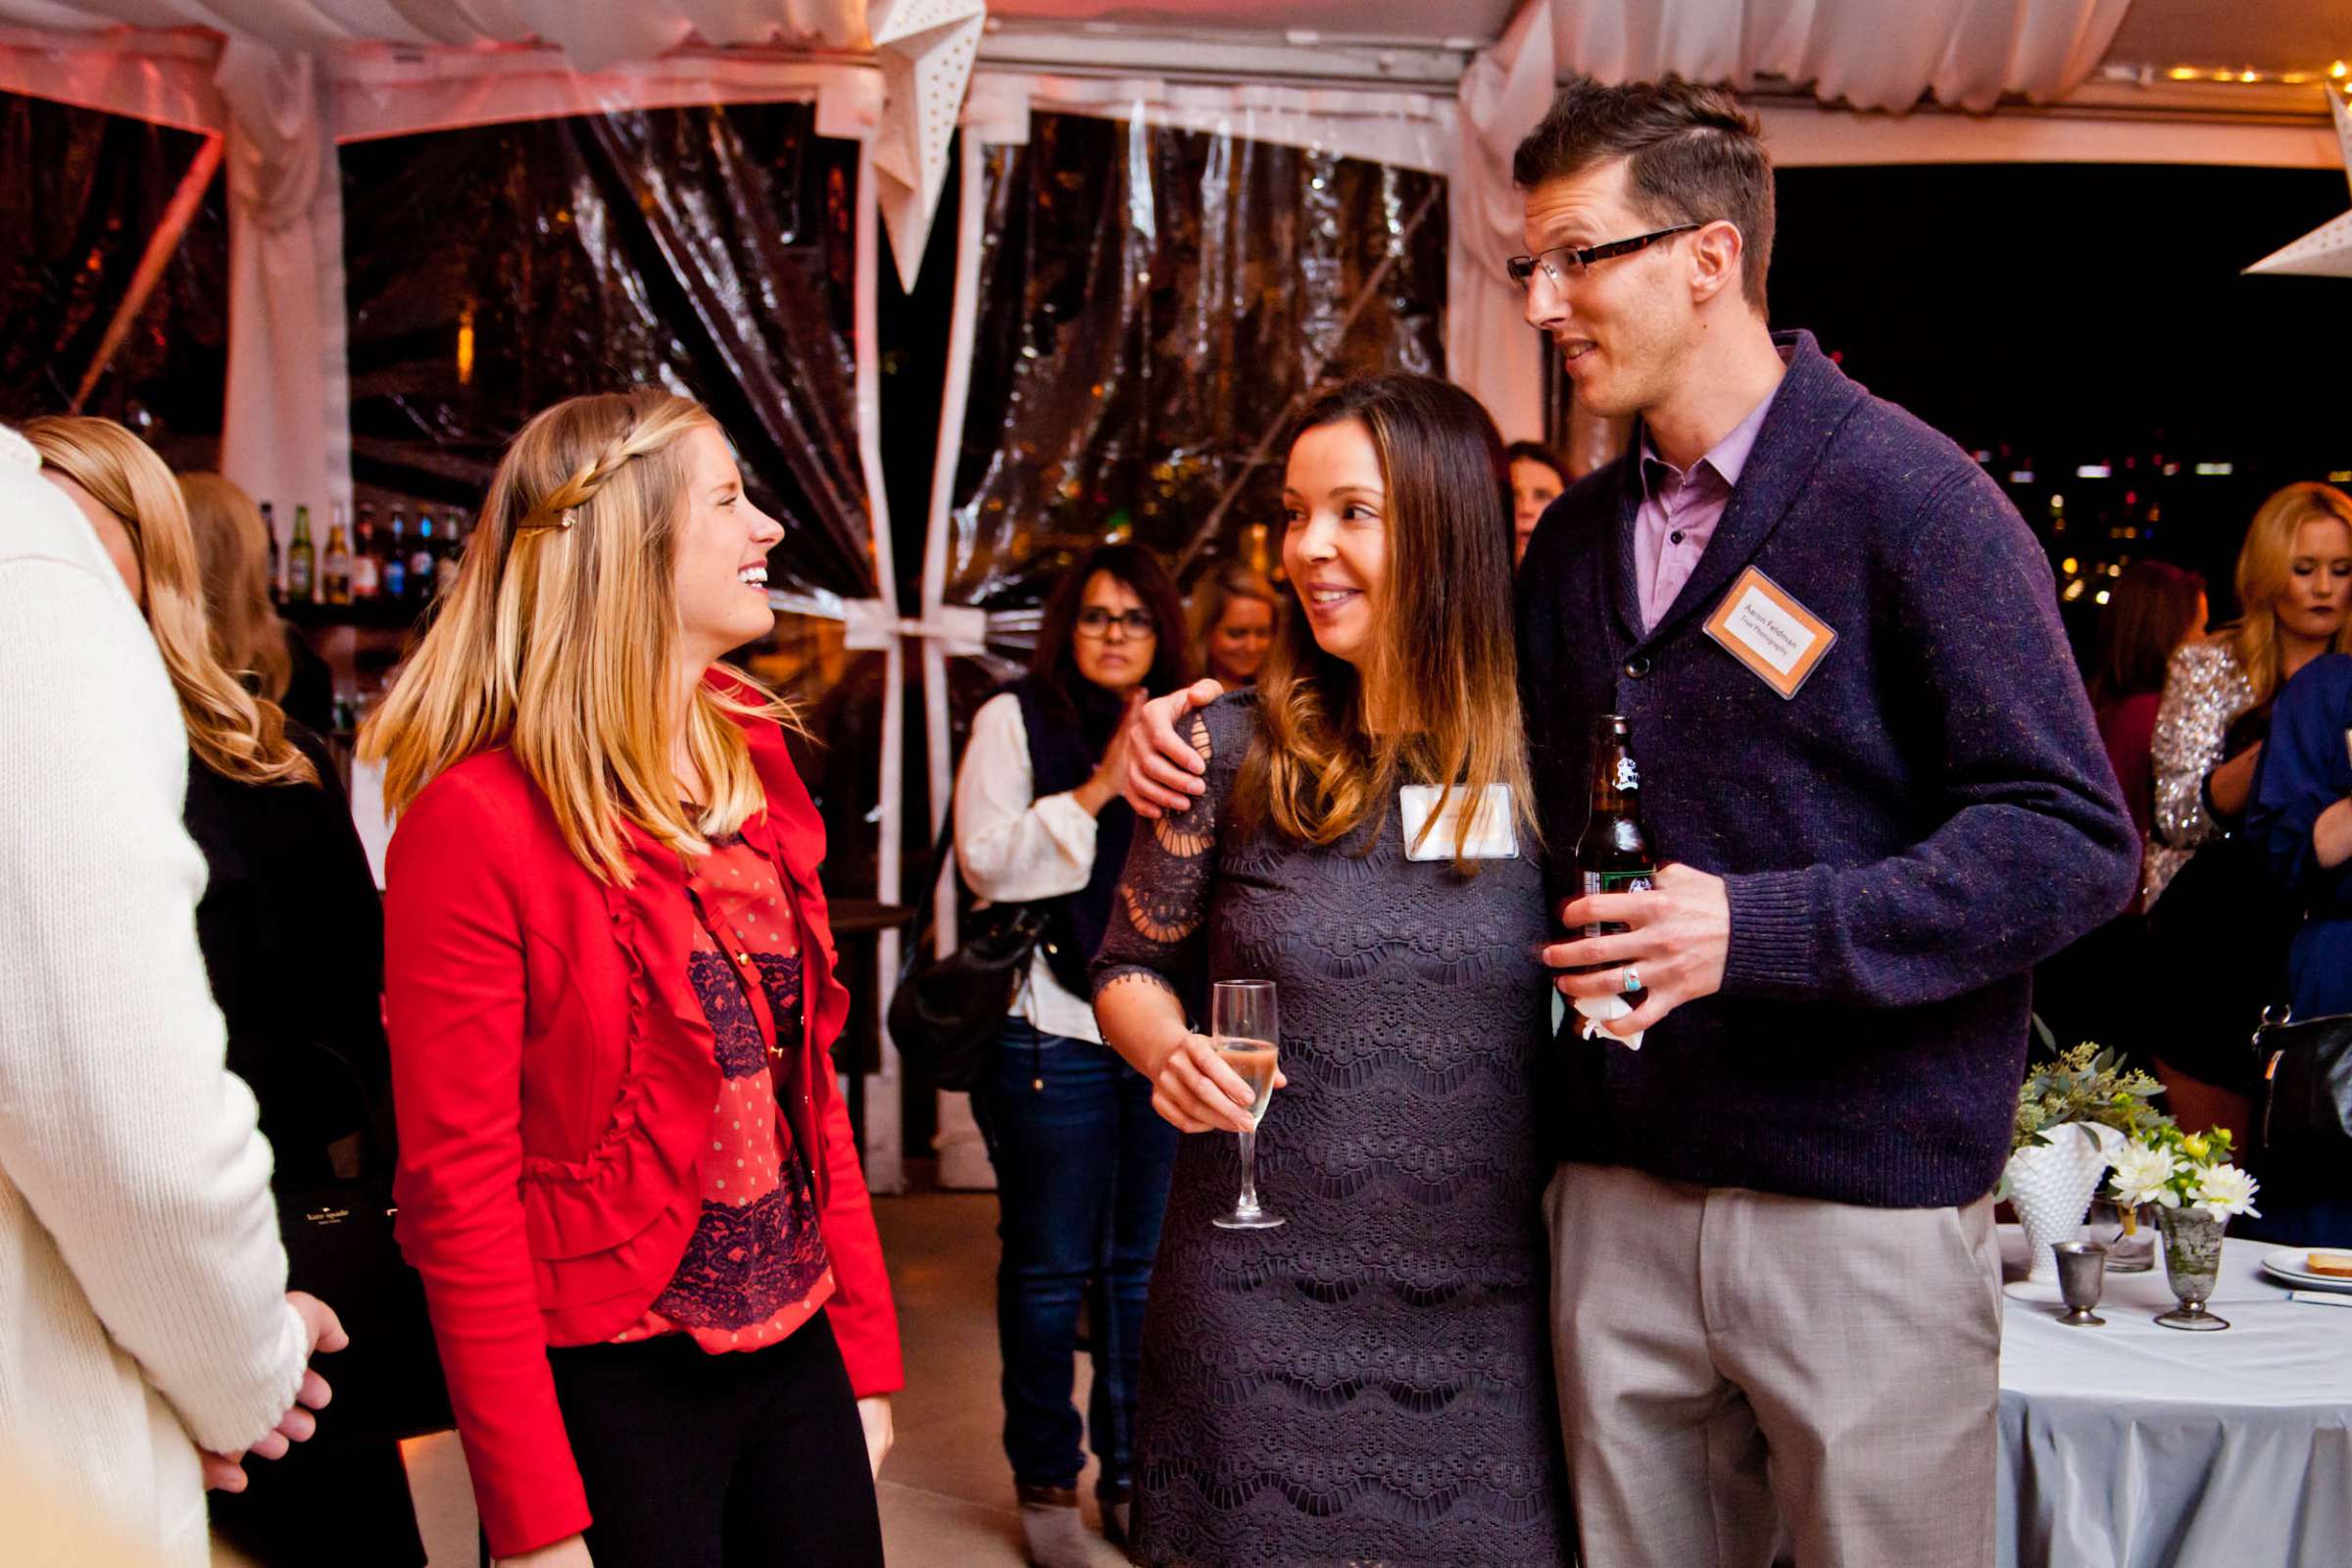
1579;868;1655;942
1614;756;1640;792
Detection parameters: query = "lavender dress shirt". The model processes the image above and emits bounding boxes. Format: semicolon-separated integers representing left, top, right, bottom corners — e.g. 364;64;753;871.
1634;383;1782;632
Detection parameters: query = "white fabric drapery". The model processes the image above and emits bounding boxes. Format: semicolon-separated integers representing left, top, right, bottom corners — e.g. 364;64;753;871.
1447;0;2138;440
0;0;978;521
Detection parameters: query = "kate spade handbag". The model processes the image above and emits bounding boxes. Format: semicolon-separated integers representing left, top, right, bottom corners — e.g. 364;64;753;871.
886;818;1047;1092
2251;1006;2352;1167
276;1042;454;1446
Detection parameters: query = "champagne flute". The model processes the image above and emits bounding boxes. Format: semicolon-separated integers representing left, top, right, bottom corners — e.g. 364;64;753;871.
1209;979;1283;1231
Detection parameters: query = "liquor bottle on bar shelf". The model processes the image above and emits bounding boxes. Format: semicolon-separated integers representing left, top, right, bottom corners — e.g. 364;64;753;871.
351;502;380;602
261;500;279;603
321;505;353;606
383;508;409;604
286;504;316;604
407;514;436;608
434;512;465;598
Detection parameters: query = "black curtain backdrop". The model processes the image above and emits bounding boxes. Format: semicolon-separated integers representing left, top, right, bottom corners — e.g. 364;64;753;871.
947;112;1448;625
340;100;872;603
0;90;227;469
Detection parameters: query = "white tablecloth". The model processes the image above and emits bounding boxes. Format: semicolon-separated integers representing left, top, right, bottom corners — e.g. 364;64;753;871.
1996;1224;2352;1567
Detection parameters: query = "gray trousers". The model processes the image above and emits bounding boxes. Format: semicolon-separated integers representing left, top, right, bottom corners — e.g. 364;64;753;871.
1545;1162;2001;1568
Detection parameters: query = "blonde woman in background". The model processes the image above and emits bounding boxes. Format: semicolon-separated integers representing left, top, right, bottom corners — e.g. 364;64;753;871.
364;390;899;1568
4;418;341;1568
2146;480;2352;1138
24;417;411;1565
1185;562;1278;688
179;472;334;734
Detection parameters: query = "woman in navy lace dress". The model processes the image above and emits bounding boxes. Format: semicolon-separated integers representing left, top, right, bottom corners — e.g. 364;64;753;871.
1093;376;1569;1566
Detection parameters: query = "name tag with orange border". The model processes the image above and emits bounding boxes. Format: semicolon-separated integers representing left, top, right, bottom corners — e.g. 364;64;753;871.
1703;566;1837;699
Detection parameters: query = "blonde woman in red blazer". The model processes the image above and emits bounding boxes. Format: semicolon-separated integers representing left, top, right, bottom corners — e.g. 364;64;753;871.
362;391;901;1568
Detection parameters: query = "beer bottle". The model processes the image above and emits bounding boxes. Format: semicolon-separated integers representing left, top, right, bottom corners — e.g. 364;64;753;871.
321;505;353;606
1571;712;1656;967
260;501;279;601
383;509;409;603
286;505;316;603
351;502;380;601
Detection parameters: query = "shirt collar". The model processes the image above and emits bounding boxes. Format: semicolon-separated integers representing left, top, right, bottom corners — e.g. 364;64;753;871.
1638;360;1786;499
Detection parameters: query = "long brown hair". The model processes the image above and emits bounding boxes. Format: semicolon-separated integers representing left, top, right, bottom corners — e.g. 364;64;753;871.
24;416;315;787
358;390;800;884
2089;561;2204;709
2225;480;2352;704
1236;374;1535;870
1030;542;1192;727
179;471;295;704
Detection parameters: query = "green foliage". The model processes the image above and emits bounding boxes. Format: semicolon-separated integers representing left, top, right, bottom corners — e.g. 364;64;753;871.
2011;1042;2171;1155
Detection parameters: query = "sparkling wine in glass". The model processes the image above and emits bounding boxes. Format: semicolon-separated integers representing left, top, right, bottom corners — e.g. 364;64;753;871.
1210;979;1283;1231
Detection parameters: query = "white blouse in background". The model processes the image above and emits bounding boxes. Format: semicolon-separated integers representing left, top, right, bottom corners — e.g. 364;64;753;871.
952;691;1106;1044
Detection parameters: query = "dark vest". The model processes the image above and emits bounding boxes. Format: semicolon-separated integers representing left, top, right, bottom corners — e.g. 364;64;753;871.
1008;674;1135;998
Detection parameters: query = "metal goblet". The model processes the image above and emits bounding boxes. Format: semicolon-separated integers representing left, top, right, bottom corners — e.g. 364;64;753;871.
2054;1241;2109;1327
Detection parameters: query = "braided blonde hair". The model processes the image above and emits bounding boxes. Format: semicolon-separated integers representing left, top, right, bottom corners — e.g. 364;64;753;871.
359;390;799;883
25;416;316;788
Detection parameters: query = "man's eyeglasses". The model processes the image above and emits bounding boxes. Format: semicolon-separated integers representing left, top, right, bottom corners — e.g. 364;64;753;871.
1505;223;1702;291
1076;607;1158;640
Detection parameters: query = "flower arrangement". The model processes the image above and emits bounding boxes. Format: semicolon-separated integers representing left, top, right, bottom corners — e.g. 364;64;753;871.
2105;1124;2262;1220
2011;1042;2170;1154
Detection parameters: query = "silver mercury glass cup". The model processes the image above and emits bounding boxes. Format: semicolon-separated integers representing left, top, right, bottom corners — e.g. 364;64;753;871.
2054;1241;2108;1327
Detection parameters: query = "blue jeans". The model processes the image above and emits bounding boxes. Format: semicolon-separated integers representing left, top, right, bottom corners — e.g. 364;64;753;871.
970;1018;1178;1494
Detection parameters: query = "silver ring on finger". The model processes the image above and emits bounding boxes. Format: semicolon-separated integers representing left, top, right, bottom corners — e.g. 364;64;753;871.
1620;965;1642;995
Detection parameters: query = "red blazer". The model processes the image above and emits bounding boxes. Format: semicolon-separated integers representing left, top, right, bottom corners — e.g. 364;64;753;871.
383;689;903;1556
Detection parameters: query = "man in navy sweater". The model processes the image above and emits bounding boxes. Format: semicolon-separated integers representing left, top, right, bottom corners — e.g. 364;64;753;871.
1120;74;2135;1568
1512;77;2137;1566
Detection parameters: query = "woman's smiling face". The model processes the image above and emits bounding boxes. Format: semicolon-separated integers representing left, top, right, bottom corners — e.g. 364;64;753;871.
1281;417;1387;667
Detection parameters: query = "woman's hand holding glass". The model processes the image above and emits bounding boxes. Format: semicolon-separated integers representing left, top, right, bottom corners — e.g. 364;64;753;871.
1147;1029;1284;1135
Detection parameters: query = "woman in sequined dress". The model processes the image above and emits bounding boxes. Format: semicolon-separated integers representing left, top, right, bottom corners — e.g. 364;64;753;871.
366;392;899;1568
1092;375;1569;1567
2146;481;2352;1135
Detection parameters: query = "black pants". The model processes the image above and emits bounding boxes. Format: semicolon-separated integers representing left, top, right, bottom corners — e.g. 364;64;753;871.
207;1437;425;1566
546;1310;884;1568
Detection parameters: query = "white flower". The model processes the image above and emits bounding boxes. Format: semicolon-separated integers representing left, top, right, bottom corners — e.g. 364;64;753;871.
2105;1142;2180;1211
2195;1162;2262;1220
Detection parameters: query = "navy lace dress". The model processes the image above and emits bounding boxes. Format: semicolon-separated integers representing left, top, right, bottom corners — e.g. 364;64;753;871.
1092;694;1569;1566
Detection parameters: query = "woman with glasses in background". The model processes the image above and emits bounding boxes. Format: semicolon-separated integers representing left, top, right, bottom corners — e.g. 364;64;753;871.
951;543;1192;1565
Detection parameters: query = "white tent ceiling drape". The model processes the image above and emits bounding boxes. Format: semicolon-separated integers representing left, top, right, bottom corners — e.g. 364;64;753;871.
0;0;978;530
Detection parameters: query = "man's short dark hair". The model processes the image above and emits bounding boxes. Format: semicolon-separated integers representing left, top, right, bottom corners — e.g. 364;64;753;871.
1512;74;1774;315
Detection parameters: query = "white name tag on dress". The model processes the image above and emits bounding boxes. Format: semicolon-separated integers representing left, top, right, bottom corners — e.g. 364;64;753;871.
1399;784;1518;862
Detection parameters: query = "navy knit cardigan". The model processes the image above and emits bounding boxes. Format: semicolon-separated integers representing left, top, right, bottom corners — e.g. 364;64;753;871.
1518;330;2139;1208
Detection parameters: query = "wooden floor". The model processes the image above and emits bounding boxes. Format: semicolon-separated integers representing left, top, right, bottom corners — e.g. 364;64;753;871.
214;1189;1129;1567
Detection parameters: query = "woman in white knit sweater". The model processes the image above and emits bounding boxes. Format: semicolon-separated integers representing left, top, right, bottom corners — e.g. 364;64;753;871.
0;423;340;1566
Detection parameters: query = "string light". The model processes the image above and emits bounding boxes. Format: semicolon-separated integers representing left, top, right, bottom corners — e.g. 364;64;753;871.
2158;61;2352;89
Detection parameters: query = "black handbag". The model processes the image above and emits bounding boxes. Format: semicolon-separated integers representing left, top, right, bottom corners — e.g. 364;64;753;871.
275;1043;454;1446
886;817;1049;1092
2252;1006;2352;1167
2145;826;2296;1094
